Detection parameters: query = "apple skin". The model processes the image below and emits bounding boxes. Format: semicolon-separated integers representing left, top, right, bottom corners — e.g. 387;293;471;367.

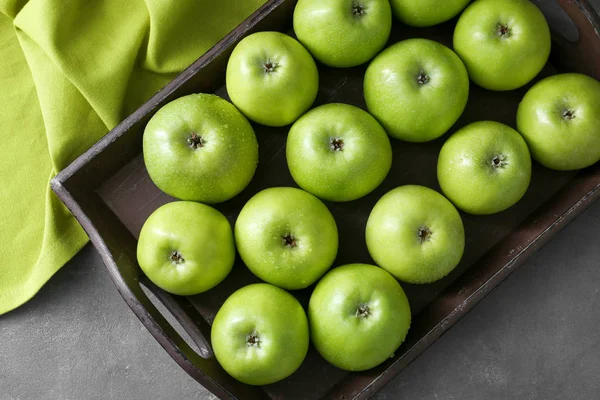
143;93;258;203
437;121;532;215
226;31;319;127
366;185;465;284
364;38;469;142
136;201;234;295
234;187;338;290
390;0;471;27
308;264;411;371
517;73;600;171
453;0;551;91
211;283;309;385
293;0;392;68
286;103;392;202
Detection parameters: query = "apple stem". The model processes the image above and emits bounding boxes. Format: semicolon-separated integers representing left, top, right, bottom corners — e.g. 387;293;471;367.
282;234;298;248
491;154;508;169
562;109;575;120
497;23;511;38
356;304;370;318
246;331;261;347
169;251;185;264
418;227;432;244
187;133;205;149
330;138;344;152
352;3;366;16
263;59;279;74
417;70;430;85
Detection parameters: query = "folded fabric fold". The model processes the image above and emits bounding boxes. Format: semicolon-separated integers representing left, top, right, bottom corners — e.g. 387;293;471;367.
0;0;266;315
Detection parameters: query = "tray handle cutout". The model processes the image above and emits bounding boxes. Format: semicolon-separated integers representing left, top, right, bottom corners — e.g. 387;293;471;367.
554;0;600;79
139;277;213;359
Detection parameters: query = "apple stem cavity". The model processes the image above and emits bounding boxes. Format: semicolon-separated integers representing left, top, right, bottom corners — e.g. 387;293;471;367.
418;227;432;244
187;132;205;149
282;233;298;248
496;23;511;38
169;251;185;264
562;109;576;120
491;154;508;169
417;70;430;85
246;331;261;348
330;137;344;152
263;59;279;74
352;3;366;16
355;304;370;318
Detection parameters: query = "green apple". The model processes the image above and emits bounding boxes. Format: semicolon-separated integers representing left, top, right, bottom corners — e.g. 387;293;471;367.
136;201;234;295
364;38;469;142
453;0;551;91
366;185;465;284
517;73;600;171
437;121;532;215
143;93;258;203
308;264;411;371
286;103;392;202
226;32;319;127
390;0;471;27
235;187;338;290
211;283;309;385
293;0;392;67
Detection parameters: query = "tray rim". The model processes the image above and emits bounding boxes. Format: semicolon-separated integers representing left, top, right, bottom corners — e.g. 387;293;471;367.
51;0;600;399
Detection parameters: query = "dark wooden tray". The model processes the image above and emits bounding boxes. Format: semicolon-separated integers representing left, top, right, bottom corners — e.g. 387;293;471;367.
51;1;600;398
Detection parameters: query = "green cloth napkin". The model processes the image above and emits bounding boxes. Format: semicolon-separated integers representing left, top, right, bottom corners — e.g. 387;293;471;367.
0;0;266;315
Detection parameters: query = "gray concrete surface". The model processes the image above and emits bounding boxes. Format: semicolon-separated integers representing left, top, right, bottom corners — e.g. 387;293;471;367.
2;199;599;400
2;2;600;399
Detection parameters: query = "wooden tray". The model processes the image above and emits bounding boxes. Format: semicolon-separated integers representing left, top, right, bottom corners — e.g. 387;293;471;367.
51;1;600;399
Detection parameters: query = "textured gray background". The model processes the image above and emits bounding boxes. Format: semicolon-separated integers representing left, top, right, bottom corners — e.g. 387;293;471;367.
2;1;600;399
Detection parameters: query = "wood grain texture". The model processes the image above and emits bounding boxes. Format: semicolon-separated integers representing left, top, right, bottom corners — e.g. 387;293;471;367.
52;1;600;399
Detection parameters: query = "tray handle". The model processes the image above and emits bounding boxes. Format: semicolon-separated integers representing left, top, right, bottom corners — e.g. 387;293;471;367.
555;0;600;79
139;277;213;358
